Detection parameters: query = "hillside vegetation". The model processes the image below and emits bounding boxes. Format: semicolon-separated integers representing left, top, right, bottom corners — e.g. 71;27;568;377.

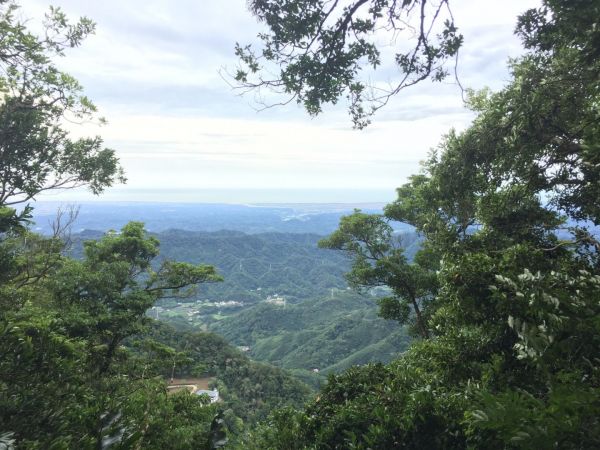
144;321;311;423
70;230;352;302
155;230;351;301
211;292;410;386
70;229;418;385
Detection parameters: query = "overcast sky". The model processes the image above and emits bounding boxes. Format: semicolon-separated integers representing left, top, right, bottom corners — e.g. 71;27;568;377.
24;0;540;203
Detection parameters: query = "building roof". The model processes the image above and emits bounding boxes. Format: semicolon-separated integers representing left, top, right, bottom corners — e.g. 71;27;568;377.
196;389;219;400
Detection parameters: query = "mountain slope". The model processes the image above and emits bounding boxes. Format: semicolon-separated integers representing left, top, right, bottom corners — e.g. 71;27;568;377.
211;292;411;383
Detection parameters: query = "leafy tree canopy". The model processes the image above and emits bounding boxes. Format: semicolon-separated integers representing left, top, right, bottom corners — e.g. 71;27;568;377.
232;0;463;128
0;0;124;209
1;222;225;448
318;211;436;338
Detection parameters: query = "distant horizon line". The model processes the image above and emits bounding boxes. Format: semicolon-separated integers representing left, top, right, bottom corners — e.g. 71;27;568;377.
33;187;398;205
30;199;390;208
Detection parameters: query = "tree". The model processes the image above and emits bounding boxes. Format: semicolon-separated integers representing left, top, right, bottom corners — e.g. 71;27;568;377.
232;0;463;128
0;0;120;365
0;222;224;448
0;1;126;405
0;0;124;208
50;222;223;375
318;210;436;338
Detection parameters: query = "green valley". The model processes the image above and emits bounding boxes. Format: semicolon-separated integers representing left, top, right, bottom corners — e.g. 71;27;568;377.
211;293;410;386
70;229;417;385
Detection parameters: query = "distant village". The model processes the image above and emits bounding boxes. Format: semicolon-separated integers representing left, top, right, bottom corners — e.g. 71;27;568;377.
151;291;290;323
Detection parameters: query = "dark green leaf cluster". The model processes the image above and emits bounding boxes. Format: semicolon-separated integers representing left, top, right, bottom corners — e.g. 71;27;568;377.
0;220;228;448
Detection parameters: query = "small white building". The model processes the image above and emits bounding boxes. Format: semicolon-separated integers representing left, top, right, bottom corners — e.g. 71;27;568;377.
196;389;219;403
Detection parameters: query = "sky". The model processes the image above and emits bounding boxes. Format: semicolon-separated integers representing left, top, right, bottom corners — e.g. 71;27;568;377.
23;0;540;204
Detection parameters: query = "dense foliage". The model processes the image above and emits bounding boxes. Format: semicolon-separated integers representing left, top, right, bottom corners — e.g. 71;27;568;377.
146;322;311;424
246;1;600;448
0;220;227;448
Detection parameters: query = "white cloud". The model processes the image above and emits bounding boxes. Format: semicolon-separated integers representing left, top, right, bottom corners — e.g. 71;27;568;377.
21;0;541;202
65;112;472;194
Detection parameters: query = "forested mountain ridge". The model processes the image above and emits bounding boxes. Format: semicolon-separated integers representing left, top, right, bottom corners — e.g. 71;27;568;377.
154;230;350;301
69;229;350;302
69;229;418;386
71;228;422;303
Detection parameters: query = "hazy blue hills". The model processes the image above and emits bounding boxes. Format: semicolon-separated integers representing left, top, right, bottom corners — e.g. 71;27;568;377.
30;201;414;235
